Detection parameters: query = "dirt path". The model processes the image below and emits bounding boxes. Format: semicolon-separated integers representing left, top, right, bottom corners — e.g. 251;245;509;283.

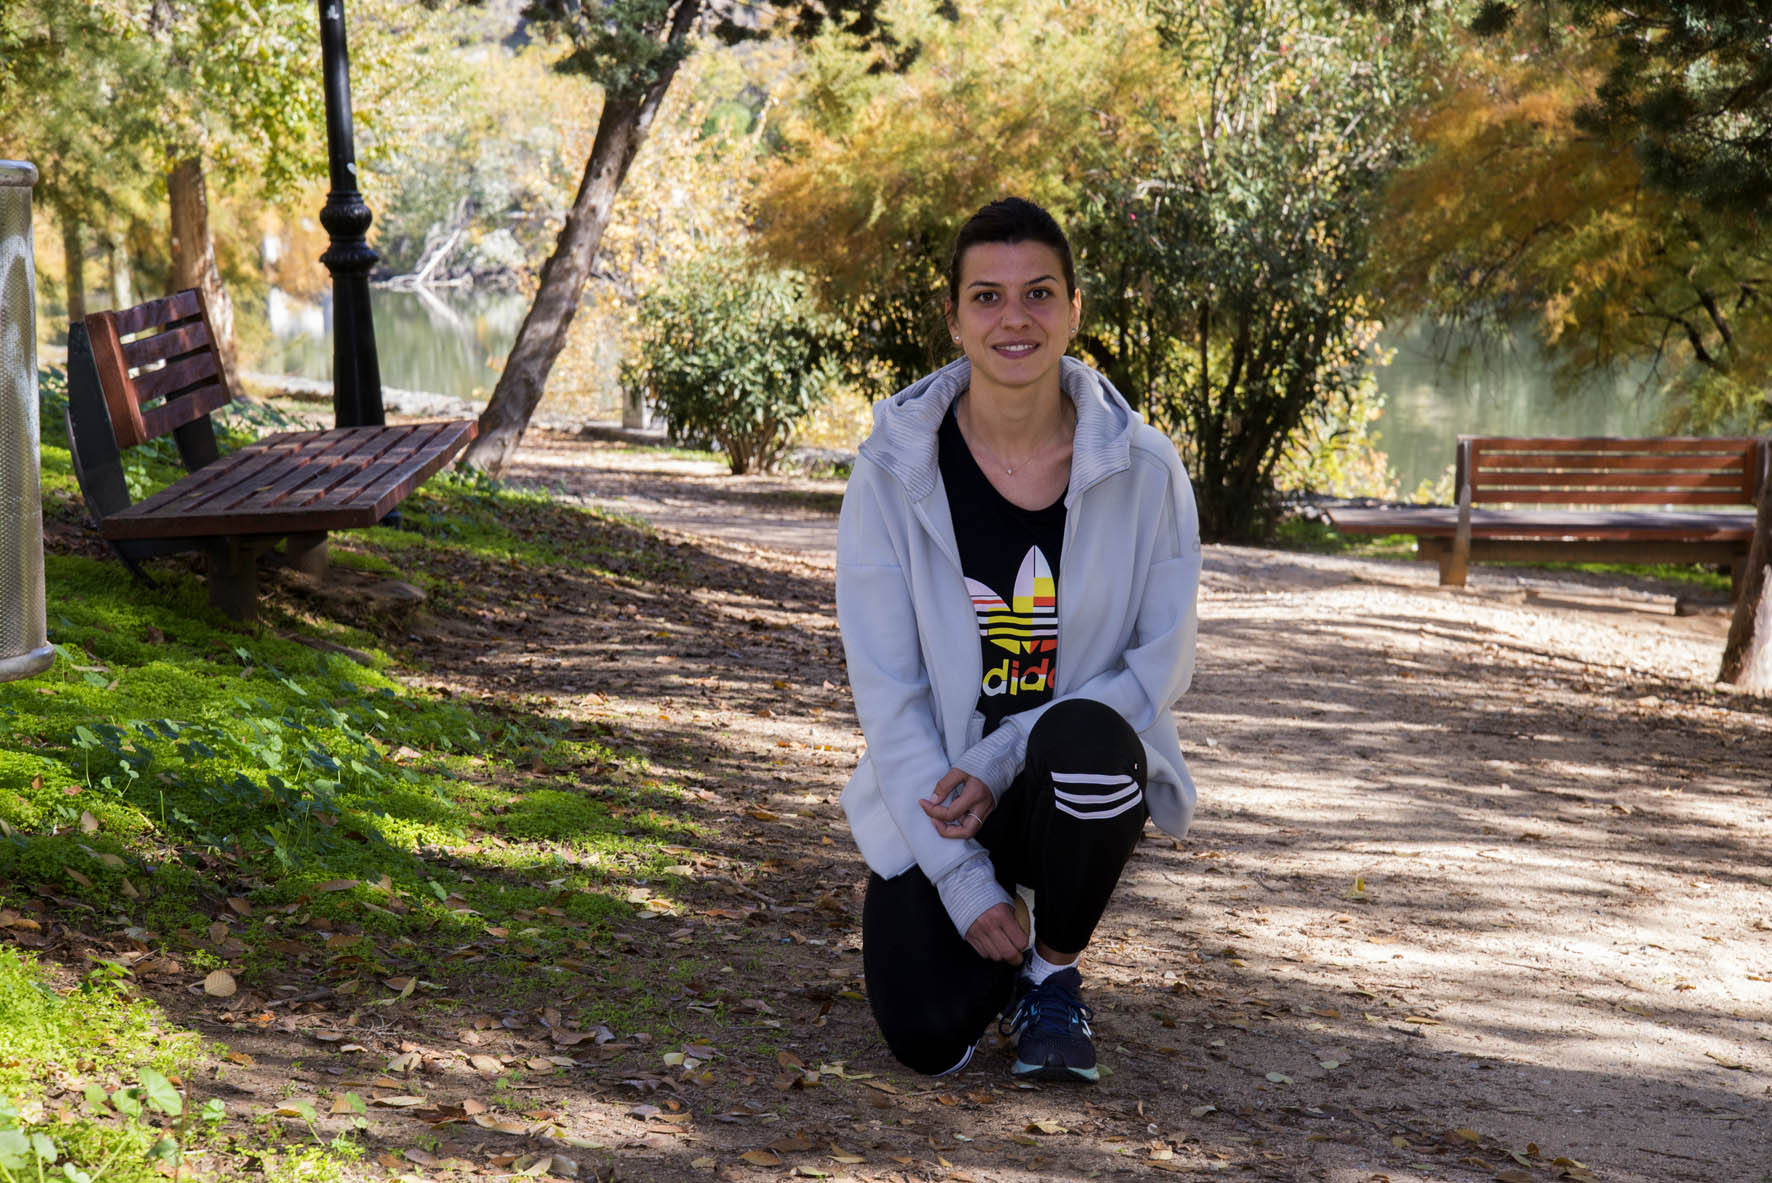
484;434;1772;1183
199;431;1762;1183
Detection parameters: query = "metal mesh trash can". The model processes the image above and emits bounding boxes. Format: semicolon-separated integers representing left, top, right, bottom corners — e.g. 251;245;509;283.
0;159;52;683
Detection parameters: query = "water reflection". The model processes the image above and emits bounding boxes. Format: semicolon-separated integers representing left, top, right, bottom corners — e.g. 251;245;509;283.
1373;320;1664;496
245;286;527;403
242;290;1681;498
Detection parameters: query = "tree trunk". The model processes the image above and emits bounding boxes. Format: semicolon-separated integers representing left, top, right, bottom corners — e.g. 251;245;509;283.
1718;455;1772;691
463;13;698;476
106;233;134;310
167;155;239;390
59;204;85;322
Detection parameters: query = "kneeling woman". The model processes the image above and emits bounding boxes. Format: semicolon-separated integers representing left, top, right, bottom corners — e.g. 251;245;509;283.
835;197;1202;1081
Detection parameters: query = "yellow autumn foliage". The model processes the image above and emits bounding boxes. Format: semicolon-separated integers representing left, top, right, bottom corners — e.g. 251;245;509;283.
1372;22;1770;428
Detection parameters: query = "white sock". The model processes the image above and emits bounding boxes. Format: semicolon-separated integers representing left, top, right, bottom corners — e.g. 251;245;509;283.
1025;950;1076;986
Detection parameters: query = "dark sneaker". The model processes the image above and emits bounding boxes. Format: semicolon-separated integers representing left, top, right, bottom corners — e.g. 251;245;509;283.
1000;966;1098;1082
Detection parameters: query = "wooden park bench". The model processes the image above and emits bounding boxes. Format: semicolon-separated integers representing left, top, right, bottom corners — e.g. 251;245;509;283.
1325;435;1770;600
63;288;477;621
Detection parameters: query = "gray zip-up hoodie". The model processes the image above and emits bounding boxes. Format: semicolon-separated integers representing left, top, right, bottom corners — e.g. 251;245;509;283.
836;355;1201;939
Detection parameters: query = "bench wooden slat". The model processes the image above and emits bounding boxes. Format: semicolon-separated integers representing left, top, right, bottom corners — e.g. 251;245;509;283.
1477;470;1746;490
1326;506;1758;540
1474;451;1752;472
100;423;476;540
219;429;398;515
84;311;147;449
320;423;466;511
370;421;477;519
130;349;221;406
1470;489;1748;506
138;429;379;519
1466;435;1753;453
118;432;322;521
121;320;211;369
1481;467;1743;485
108;290;201;338
139;383;232;441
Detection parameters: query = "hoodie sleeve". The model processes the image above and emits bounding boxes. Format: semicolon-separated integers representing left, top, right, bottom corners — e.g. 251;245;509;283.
951;443;1201;795
836;458;1013;936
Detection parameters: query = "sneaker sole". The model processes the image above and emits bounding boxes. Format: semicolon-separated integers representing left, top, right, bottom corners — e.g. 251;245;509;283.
1010;1059;1099;1083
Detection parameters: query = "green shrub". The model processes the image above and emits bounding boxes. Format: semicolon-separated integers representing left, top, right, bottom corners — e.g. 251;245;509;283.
623;256;844;474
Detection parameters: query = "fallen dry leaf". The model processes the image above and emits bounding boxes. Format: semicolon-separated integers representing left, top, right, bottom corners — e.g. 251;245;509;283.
473;1114;529;1134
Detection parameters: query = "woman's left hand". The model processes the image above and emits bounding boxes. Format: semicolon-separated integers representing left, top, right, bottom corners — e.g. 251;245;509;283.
920;768;993;839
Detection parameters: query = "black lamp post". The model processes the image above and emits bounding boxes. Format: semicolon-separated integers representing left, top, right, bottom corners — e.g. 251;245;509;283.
316;0;384;428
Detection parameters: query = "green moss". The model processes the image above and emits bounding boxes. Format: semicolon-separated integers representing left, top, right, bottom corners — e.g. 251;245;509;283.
13;364;721;1174
1272;514;1419;558
1273;514;1737;592
1520;559;1733;593
0;950;206;1183
0;950;193;1088
502;788;633;843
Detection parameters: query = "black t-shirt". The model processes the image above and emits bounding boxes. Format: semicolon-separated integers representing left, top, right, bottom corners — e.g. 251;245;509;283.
938;401;1067;736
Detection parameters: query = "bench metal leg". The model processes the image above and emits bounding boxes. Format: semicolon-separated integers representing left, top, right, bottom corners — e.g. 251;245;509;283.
283;532;331;578
205;537;267;622
1444;480;1472;586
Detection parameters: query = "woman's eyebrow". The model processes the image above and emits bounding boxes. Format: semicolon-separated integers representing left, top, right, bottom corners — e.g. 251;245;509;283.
966;274;1059;289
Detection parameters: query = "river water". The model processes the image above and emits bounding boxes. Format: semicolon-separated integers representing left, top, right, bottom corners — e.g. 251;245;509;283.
242;289;1669;496
1370;320;1664;495
245;286;531;410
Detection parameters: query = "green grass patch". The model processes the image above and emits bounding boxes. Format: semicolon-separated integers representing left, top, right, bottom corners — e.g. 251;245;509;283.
1272;512;1733;593
1271;514;1418;559
612;441;722;464
0;950;208;1183
1515;559;1732;593
8;367;718;1179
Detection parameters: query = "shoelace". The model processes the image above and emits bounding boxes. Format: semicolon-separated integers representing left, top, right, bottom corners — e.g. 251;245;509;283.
1001;978;1094;1039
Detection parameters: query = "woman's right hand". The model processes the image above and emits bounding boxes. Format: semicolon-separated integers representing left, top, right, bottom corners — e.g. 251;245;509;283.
965;901;1029;964
921;768;994;839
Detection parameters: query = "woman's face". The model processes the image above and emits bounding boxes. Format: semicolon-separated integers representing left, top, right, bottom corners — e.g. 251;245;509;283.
947;240;1081;398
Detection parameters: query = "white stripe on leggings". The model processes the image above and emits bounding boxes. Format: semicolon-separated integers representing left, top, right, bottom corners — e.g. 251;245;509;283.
936;1043;976;1076
1054;790;1144;821
1054;778;1141;807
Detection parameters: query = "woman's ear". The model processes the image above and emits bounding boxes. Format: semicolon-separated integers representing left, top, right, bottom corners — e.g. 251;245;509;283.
945;301;960;344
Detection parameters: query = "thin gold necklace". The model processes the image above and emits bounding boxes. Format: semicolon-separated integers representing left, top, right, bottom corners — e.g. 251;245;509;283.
958;394;1072;476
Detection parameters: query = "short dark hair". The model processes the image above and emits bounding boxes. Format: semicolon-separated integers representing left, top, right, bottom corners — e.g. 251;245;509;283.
946;197;1076;306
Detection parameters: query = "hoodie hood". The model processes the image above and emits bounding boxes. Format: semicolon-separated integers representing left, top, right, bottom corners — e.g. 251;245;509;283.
857;356;1141;504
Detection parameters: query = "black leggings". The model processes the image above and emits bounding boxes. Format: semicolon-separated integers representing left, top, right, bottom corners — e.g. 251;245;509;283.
861;698;1149;1075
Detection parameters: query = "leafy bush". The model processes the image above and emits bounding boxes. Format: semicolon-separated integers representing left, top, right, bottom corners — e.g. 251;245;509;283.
1072;2;1406;541
1272;330;1400;501
623;257;844;474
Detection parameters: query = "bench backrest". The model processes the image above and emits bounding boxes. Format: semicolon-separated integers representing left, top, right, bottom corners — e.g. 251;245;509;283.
84;289;233;451
1458;436;1769;508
